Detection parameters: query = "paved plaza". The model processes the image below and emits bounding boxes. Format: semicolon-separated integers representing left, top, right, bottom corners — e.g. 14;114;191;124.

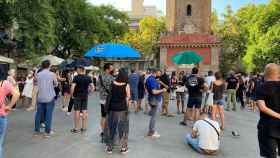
6;93;259;158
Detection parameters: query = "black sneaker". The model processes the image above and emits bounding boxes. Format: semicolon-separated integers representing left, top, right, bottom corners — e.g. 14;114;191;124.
81;128;87;133
70;129;80;134
180;121;187;126
100;132;104;137
120;147;129;154
106;146;113;154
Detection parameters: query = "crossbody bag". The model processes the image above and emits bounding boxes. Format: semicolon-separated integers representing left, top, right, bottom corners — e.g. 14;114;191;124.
203;119;220;140
145;79;158;107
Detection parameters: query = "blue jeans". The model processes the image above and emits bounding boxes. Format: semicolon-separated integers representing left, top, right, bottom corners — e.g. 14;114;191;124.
148;102;159;134
35;100;55;134
0;116;7;158
185;133;203;153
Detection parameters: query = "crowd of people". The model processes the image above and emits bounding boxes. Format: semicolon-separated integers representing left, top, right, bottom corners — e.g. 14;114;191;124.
0;60;279;158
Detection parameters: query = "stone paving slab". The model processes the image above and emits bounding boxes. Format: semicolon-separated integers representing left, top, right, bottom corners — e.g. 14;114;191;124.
5;93;259;158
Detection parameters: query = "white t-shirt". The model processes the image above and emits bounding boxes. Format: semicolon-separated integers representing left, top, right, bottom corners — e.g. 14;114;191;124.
176;85;186;93
193;118;220;150
205;76;216;87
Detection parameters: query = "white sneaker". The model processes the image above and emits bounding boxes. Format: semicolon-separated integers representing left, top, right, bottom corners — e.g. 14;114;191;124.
62;107;68;112
151;132;160;139
41;123;46;128
50;130;55;135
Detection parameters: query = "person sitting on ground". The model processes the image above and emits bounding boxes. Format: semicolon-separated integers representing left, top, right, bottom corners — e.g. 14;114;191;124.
185;112;221;155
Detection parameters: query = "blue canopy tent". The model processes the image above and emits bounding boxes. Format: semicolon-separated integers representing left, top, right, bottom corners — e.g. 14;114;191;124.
84;43;141;58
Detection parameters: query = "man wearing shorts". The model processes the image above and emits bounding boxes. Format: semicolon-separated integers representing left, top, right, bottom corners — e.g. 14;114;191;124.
70;66;94;133
180;67;207;126
99;63;114;137
256;63;280;158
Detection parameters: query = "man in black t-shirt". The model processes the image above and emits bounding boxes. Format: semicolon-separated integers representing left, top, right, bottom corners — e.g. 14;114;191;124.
180;67;208;126
225;71;239;111
70;66;94;133
256;63;280;158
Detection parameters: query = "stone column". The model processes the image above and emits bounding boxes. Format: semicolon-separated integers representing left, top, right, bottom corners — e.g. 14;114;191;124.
160;47;167;69
211;46;220;72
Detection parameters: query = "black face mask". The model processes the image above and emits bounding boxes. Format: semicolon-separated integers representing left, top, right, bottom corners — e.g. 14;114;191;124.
110;70;114;75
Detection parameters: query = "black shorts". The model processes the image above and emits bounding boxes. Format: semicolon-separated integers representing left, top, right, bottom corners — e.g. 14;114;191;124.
100;104;107;118
258;126;280;158
187;98;202;109
73;98;88;111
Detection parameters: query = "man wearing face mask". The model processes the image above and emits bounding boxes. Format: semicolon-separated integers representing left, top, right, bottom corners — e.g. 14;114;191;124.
99;63;114;141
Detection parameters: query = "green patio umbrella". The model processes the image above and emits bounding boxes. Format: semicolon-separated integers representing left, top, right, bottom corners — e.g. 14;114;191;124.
172;51;203;65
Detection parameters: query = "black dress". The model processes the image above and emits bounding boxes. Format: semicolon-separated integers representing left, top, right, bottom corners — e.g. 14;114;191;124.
107;82;129;148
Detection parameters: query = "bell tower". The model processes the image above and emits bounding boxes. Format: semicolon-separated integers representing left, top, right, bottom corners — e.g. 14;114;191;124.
166;0;211;34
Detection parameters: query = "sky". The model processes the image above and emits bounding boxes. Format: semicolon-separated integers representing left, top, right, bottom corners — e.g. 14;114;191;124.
88;0;269;16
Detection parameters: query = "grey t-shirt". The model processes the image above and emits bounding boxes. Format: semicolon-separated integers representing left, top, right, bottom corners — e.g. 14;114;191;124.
37;69;58;103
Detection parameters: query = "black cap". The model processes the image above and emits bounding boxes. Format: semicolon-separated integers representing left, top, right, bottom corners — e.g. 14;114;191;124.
77;65;85;70
192;67;199;74
150;68;160;73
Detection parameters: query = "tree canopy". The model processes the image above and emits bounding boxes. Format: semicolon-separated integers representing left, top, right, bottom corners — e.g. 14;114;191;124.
119;16;166;56
212;0;280;73
0;0;129;59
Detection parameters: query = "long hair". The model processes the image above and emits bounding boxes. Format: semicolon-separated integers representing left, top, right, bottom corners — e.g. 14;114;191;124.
0;66;6;81
238;75;244;85
115;68;128;83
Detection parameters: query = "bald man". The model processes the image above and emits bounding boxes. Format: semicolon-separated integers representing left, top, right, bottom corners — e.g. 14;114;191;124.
256;63;280;158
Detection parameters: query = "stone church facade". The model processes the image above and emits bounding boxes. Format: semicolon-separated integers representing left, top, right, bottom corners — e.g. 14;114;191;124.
160;0;221;74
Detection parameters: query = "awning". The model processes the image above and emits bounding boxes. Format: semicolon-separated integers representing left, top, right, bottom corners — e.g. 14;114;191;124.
85;65;99;71
0;55;14;64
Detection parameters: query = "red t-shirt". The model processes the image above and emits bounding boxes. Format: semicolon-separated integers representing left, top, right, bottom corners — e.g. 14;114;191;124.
0;80;13;116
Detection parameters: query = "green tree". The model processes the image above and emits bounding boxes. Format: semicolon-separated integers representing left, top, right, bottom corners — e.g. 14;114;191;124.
243;0;280;72
211;9;219;35
119;16;166;56
51;1;129;58
0;0;16;51
217;5;245;74
0;0;15;30
16;0;56;59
